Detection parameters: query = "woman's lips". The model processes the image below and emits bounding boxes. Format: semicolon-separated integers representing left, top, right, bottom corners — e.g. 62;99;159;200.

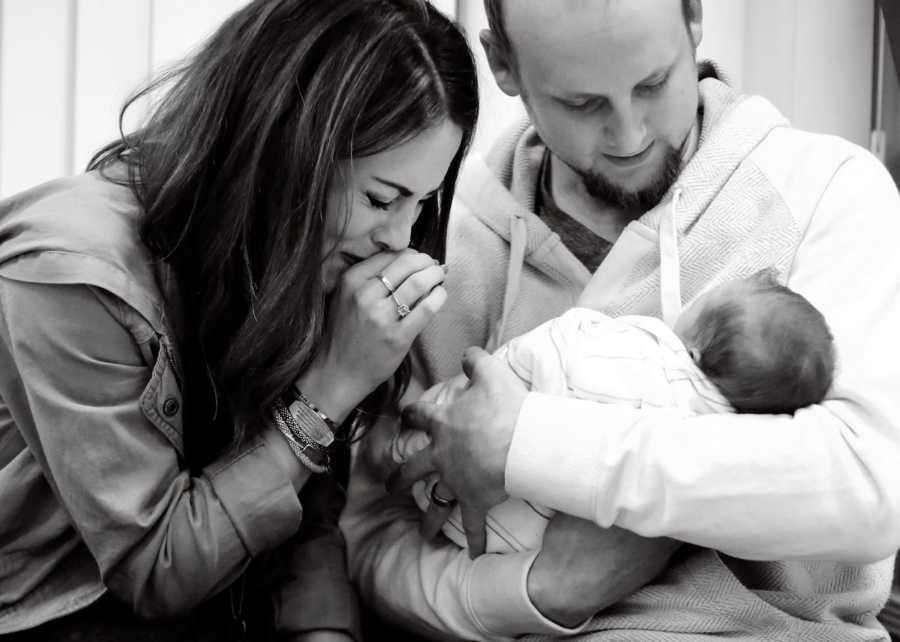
341;252;364;266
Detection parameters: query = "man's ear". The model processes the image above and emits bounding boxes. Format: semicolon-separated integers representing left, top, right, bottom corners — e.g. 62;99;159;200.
480;28;521;98
687;0;703;48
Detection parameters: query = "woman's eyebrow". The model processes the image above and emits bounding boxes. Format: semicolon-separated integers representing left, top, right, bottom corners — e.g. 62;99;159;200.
373;176;412;197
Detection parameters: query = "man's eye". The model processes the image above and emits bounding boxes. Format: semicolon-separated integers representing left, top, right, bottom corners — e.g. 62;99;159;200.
564;99;592;110
367;193;391;210
563;97;606;113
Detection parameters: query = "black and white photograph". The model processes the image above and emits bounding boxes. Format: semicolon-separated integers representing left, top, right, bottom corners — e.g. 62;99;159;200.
1;1;899;640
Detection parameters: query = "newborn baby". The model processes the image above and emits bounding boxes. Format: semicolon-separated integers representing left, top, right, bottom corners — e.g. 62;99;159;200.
374;270;835;552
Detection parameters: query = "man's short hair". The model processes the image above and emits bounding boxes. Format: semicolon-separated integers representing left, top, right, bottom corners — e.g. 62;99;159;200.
484;0;698;63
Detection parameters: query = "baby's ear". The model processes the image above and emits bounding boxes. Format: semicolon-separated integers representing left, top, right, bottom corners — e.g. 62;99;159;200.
688;346;702;365
751;266;781;287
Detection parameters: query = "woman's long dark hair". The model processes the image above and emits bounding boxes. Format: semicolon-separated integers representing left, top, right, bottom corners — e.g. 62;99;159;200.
89;0;478;469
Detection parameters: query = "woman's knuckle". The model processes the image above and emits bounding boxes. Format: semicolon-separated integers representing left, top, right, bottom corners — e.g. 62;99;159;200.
407;271;430;291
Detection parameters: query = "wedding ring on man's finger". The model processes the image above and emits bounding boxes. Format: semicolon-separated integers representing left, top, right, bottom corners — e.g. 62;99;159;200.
429;481;457;508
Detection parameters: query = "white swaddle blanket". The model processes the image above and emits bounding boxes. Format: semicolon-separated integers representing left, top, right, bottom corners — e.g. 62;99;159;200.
395;188;737;552
396;310;732;553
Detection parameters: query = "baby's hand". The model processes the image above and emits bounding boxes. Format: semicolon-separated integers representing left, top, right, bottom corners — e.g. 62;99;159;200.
361;413;405;481
362;373;467;481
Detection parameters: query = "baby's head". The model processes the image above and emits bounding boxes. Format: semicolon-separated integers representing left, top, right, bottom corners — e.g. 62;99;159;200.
674;270;835;414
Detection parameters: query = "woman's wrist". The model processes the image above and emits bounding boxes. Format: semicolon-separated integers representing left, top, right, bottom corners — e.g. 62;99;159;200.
261;424;313;493
294;366;367;425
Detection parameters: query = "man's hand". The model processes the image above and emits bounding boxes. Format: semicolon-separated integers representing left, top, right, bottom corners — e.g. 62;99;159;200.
528;513;681;627
387;346;527;554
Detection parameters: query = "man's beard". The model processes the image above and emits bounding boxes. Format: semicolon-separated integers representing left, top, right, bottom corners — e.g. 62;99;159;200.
579;143;683;214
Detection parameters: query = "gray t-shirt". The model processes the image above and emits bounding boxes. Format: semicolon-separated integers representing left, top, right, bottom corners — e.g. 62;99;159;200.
535;150;612;274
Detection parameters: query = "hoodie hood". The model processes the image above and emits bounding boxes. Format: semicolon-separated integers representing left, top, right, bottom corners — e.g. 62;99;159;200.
453;125;590;349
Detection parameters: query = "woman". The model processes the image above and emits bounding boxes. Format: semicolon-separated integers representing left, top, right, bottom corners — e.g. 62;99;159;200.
0;0;478;639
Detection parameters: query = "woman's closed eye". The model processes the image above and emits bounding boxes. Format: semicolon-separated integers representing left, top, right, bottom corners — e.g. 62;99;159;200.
367;192;394;211
368;190;437;213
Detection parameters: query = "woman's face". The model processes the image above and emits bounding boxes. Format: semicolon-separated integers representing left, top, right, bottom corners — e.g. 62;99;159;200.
322;119;463;293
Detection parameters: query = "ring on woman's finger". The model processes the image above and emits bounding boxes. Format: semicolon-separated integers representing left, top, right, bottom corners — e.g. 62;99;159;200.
429;482;457;508
388;290;411;319
377;273;396;295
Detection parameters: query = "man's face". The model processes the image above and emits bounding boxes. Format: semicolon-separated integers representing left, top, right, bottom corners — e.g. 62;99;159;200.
498;0;701;210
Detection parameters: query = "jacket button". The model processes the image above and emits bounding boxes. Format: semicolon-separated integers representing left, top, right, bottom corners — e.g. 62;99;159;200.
162;398;180;417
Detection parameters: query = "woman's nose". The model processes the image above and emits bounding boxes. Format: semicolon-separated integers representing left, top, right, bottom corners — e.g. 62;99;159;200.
373;206;415;252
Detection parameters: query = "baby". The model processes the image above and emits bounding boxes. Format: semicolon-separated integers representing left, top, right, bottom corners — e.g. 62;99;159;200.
370;269;836;552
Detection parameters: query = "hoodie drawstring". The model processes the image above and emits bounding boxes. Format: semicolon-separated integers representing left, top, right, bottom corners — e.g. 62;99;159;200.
486;214;528;352
659;188;683;328
488;188;682;348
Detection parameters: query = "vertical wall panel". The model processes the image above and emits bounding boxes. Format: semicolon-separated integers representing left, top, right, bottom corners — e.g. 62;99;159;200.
73;0;151;172
697;0;746;91
457;0;525;154
150;0;249;71
744;0;874;147
741;0;799;124
0;0;75;197
792;0;873;146
0;0;881;199
429;0;456;19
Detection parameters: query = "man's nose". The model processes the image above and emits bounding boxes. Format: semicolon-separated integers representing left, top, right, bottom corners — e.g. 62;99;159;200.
603;101;648;155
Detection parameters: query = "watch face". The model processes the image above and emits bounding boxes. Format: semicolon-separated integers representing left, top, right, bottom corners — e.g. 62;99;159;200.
288;399;336;448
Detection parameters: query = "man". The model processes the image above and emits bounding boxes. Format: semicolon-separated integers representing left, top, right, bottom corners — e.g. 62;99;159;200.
342;1;900;640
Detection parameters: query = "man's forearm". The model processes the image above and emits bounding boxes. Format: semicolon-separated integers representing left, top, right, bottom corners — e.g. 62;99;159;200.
507;393;900;562
527;517;680;627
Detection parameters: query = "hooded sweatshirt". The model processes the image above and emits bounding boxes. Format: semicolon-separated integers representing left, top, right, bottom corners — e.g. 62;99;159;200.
341;72;900;641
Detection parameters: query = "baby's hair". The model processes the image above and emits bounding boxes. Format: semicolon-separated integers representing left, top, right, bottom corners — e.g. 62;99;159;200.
692;269;835;414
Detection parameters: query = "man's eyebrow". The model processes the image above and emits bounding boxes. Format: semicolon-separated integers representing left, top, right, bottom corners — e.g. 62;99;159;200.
373;176;412;197
546;83;603;101
555;62;675;100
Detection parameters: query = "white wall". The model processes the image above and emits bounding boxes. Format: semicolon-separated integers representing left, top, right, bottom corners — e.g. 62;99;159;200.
0;0;878;197
456;0;524;153
697;0;747;89
0;0;250;197
459;0;876;152
741;0;874;146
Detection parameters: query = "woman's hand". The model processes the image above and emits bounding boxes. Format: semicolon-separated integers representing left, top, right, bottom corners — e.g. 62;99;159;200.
298;249;447;422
